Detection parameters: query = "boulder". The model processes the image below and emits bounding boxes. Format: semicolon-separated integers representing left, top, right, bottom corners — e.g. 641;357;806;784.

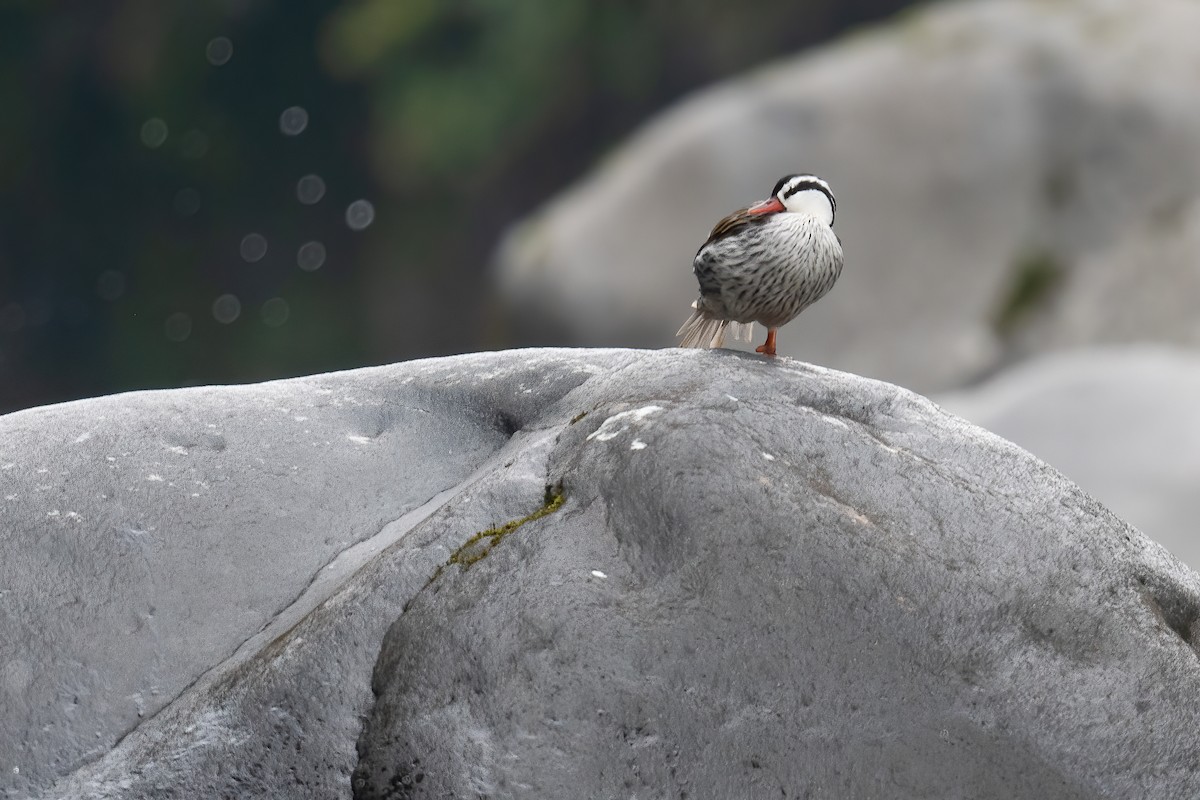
494;0;1200;392
3;349;1198;799
937;345;1200;571
0;353;599;797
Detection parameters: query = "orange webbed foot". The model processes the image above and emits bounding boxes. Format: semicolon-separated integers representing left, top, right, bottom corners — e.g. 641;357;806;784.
755;328;778;357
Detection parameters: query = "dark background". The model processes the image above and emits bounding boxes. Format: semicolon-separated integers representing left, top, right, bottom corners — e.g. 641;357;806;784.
0;0;919;415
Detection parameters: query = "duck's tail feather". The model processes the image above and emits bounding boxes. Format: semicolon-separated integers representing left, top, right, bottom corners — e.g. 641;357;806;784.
676;301;753;349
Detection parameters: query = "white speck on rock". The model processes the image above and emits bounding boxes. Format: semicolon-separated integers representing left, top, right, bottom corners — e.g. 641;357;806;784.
0;463;12;470
821;415;850;430
167;445;188;456
346;435;372;445
630;439;647;451
762;452;776;461
586;405;664;442
106;457;116;462
293;415;308;422
726;394;739;402
73;432;92;444
36;468;48;474
47;510;59;517
591;570;607;579
147;474;164;482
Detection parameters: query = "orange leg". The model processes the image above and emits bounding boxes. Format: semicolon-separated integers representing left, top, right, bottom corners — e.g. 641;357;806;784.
755;328;778;356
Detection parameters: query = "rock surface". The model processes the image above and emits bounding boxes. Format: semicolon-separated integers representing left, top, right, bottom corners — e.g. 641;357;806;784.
0;354;598;798
937;345;1200;572
3;348;1199;799
494;0;1200;392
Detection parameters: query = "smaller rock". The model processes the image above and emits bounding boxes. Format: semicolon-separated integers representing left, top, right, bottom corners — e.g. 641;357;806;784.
937;345;1200;568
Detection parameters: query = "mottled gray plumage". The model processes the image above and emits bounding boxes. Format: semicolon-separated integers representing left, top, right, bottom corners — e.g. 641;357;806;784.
677;174;844;353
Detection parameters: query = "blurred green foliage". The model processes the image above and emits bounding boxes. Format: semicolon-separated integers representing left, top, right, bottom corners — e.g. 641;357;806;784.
322;2;661;186
0;0;916;414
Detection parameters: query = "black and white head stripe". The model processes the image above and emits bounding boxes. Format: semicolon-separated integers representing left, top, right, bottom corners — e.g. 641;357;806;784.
772;174;836;223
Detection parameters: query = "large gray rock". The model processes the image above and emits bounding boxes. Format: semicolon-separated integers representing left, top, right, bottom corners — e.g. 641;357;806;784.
0;354;598;798
495;0;1200;392
3;348;1199;798
937;345;1200;571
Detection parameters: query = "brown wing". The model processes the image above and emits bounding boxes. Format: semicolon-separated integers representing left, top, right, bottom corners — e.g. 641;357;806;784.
701;198;784;248
705;209;759;244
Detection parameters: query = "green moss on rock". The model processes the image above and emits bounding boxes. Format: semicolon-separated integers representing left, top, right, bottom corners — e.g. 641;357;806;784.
448;483;565;570
993;248;1066;336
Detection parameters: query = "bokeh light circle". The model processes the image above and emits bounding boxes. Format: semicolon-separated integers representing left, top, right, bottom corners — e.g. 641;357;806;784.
212;294;241;324
240;233;268;262
140;118;168;148
296;174;326;205
297;241;326;271
345;199;375;231
279;106;309;136
165;312;192;342
206;37;233;66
